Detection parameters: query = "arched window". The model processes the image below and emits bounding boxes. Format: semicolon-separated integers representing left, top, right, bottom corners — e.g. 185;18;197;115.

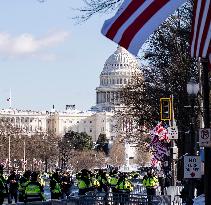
120;78;122;84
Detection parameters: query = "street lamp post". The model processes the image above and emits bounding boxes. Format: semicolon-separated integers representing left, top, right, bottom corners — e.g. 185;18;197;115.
187;77;199;155
186;77;199;204
23;138;26;172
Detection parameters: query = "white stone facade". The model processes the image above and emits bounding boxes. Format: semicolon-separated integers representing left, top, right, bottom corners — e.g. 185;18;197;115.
0;109;47;133
0;109;117;142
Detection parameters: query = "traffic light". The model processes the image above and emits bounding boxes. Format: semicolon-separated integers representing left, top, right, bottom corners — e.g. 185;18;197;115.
160;98;172;121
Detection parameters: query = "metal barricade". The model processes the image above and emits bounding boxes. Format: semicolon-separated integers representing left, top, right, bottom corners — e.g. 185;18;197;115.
17;194;172;205
164;186;183;205
17;202;52;205
172;195;183;205
75;192;171;205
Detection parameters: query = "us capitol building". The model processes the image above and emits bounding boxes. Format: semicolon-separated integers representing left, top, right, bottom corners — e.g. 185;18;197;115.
0;46;142;143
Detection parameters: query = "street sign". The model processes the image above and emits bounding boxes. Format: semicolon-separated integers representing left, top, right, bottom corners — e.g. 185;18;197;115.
167;126;178;140
199;128;211;147
184;156;201;179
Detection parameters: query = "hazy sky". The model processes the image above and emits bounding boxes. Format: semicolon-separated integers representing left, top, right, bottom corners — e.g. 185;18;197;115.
0;0;118;111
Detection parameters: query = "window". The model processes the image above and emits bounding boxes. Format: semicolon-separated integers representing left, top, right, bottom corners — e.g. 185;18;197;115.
90;121;92;123
90;129;92;133
120;78;122;84
30;119;33;122
77;121;79;123
84;121;86;123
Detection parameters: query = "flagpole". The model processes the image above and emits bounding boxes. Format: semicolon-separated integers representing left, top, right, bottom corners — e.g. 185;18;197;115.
9;88;12;109
201;58;211;205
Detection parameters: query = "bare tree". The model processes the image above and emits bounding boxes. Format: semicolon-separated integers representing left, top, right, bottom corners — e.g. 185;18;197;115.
0;117;60;171
74;0;122;22
69;150;106;172
108;137;125;167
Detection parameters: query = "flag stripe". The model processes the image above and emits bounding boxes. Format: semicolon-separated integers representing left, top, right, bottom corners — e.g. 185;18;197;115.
197;0;211;57
106;0;146;40
192;0;206;57
191;0;211;58
110;0;154;43
202;14;211;56
119;0;169;49
101;0;132;35
127;0;187;58
190;0;198;55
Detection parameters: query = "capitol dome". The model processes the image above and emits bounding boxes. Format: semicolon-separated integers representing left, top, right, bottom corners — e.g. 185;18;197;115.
102;46;141;75
93;46;143;112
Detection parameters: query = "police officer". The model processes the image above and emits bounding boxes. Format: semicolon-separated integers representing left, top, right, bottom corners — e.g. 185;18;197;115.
61;171;72;199
109;170;118;192
143;169;159;204
0;168;7;205
109;170;119;205
50;172;62;200
77;169;92;196
24;172;45;202
7;170;18;204
18;170;31;202
116;173;133;205
90;172;100;191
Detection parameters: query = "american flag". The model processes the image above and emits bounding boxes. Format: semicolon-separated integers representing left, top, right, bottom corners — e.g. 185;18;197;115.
191;0;211;60
101;0;187;56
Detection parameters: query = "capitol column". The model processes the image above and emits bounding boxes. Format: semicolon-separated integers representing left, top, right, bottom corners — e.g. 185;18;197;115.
99;92;101;103
96;92;99;104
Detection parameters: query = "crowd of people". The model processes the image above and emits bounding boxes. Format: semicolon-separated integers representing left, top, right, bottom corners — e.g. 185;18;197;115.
0;165;164;204
0;166;73;204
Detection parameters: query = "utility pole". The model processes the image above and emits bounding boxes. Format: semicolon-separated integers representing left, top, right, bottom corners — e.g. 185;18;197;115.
8;134;10;172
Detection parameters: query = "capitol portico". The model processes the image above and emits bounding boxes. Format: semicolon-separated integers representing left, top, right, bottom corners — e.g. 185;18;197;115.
0;46;142;143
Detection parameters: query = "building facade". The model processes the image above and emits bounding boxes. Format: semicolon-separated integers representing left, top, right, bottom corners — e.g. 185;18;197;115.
0;46;141;143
